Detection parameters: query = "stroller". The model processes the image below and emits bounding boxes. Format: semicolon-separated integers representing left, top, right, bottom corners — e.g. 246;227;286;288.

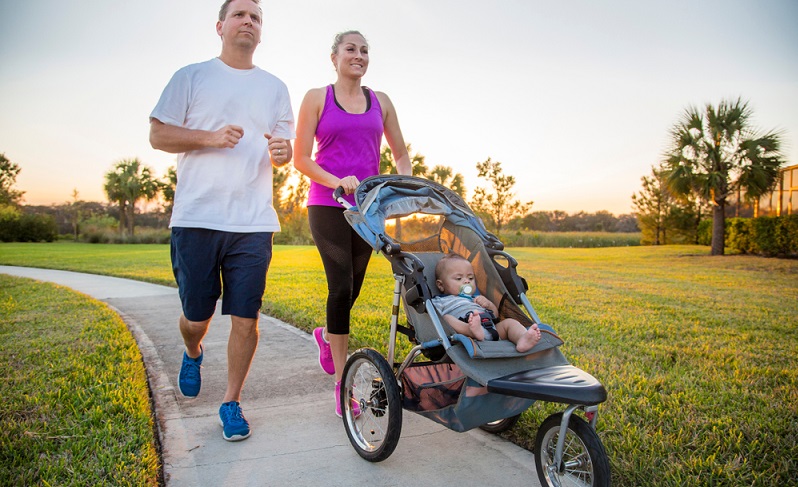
335;175;610;487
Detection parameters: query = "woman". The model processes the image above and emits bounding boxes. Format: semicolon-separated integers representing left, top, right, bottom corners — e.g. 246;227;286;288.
294;30;411;416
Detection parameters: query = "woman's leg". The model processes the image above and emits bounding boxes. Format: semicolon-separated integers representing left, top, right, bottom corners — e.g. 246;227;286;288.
308;206;371;380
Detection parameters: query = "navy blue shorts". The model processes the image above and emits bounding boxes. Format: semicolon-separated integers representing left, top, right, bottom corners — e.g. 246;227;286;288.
170;227;273;322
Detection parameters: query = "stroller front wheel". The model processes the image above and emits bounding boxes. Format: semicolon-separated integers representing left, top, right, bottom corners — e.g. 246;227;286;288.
535;412;610;487
341;348;402;462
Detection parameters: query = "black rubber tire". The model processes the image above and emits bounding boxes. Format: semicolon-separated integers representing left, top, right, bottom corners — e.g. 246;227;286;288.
535;412;610;487
341;348;403;462
479;413;522;433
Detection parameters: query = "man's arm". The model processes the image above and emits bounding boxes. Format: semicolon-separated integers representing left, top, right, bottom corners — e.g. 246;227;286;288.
149;118;244;153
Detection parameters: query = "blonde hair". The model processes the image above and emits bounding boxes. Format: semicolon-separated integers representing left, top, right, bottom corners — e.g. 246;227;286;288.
331;30;368;54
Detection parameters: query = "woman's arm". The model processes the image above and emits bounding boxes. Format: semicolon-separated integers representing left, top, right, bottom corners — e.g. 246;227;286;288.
377;92;412;176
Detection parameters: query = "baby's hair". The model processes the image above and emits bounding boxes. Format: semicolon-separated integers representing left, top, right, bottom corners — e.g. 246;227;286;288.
434;253;470;280
331;30;368;54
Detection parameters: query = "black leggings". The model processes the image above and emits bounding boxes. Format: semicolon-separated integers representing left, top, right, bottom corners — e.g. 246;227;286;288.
308;205;373;335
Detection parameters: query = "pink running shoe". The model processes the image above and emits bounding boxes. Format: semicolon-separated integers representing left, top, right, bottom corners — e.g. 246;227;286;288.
313;327;335;375
335;380;361;418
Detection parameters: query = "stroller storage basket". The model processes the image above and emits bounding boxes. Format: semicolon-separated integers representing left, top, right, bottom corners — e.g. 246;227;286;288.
400;361;534;433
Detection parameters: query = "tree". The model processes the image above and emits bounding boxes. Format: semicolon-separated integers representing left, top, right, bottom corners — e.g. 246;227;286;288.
68;189;82;241
470;158;532;235
380;143;427;177
632;165;675;245
103;158;160;235
160;166;177;216
0;153;25;206
428;165;466;197
380;143;428;240
663;98;784;255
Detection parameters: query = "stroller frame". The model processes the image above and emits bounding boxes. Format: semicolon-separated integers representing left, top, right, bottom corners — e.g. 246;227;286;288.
335;176;610;486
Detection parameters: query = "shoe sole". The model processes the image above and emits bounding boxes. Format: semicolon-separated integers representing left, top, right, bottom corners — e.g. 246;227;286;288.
219;418;251;441
313;329;335;375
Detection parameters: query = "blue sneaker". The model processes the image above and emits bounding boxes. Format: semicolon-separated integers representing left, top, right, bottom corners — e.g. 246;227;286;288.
219;401;251;441
178;345;203;398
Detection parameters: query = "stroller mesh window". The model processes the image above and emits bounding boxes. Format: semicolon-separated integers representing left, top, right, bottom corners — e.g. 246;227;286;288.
401;362;466;412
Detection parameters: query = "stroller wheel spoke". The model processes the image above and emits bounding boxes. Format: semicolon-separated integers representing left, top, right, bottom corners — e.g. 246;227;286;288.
341;349;402;462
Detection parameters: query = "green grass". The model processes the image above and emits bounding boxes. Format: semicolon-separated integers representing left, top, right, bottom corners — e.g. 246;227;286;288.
501;230;642;248
2;241;797;485
0;274;160;486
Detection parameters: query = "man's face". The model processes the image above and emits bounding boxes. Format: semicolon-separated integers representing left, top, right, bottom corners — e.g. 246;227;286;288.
216;0;262;50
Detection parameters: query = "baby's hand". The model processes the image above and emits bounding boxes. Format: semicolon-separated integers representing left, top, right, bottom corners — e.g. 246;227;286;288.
474;295;491;308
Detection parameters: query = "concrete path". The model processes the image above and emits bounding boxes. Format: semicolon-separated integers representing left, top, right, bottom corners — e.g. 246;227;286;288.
1;266;542;487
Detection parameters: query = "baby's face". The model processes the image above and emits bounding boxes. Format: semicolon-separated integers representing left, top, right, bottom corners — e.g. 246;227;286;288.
436;259;475;295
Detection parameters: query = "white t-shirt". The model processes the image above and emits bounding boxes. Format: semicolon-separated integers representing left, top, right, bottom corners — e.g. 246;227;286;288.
150;58;295;232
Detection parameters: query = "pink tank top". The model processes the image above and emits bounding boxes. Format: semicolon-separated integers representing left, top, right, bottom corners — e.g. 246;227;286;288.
307;84;383;207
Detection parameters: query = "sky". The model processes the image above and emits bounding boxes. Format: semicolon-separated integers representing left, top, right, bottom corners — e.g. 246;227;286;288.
1;0;797;215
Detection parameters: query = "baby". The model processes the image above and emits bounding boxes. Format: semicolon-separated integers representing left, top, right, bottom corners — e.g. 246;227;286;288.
432;254;541;353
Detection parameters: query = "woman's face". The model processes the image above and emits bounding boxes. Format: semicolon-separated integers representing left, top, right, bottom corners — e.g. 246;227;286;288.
332;34;369;78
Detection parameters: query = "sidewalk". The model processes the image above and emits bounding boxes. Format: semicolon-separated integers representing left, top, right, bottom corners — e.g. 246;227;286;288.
1;266;541;487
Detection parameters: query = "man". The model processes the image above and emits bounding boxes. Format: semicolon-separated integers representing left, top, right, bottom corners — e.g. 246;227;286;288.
149;0;294;442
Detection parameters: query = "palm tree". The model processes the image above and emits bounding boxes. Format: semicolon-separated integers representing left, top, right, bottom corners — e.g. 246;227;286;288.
103;158;160;236
428;165;466;197
663;98;784;255
380;144;428;240
380;143;428;176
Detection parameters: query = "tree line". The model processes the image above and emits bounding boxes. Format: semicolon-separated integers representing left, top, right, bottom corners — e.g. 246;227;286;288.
17;93;788;252
2;144;640;244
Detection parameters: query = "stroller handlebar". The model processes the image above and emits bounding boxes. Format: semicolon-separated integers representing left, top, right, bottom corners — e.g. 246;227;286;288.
333;186;349;207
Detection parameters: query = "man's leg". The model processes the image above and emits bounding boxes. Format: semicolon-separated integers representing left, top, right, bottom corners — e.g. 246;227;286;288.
223;315;259;403
180;314;210;358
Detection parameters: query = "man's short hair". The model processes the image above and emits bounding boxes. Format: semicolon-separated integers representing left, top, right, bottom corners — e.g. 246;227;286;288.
219;0;261;21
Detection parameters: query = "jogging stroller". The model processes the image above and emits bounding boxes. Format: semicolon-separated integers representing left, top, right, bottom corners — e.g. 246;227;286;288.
335;175;610;487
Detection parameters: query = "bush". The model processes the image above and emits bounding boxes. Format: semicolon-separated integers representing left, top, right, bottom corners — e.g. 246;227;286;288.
721;215;798;257
0;205;57;242
697;219;712;246
725;218;751;254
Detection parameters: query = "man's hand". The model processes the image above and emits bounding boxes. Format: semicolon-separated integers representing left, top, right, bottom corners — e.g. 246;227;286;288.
211;125;244;149
265;133;291;165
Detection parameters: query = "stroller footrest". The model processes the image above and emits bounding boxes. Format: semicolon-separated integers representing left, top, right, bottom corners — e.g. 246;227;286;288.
486;365;607;405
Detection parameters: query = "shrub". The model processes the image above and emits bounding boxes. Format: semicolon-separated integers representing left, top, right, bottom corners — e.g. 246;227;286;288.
725;218;751;254
0;205;57;242
697;219;712;246
721;215;797;257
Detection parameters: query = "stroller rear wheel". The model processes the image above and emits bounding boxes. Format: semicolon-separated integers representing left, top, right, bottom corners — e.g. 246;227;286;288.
341;348;402;462
479;413;522;433
535;412;610;487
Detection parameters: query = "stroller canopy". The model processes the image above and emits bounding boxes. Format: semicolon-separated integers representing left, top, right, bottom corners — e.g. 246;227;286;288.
344;175;503;252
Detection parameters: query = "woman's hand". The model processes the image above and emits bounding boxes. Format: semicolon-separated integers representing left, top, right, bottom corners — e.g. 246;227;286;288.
338;175;360;194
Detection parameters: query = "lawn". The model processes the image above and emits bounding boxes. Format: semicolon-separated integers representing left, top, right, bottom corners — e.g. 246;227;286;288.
0;274;160;485
1;242;796;485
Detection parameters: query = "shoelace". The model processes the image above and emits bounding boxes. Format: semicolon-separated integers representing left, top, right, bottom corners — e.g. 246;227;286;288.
181;360;201;381
224;405;247;425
